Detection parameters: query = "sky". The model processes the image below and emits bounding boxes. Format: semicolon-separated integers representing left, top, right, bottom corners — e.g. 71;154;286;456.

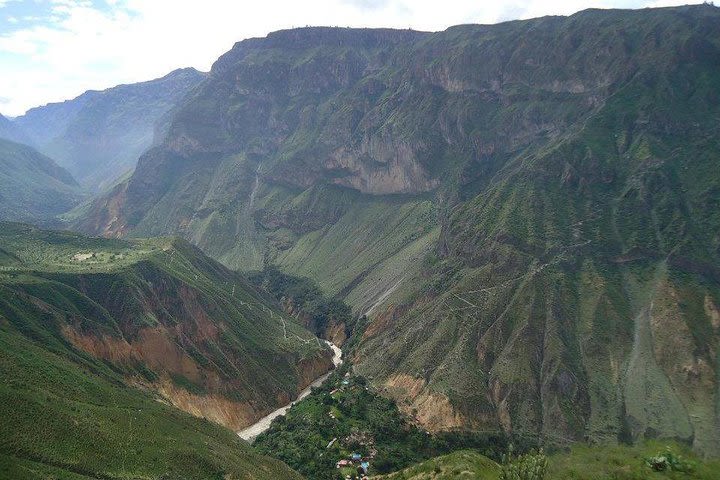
0;0;704;116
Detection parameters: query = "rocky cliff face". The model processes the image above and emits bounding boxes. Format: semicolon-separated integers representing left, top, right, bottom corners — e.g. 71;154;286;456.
74;5;720;454
356;6;720;456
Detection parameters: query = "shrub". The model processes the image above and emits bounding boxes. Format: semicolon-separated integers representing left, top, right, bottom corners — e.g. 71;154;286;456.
499;446;548;480
645;447;695;473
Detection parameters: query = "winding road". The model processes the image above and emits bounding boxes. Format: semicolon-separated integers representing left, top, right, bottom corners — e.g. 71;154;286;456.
237;341;343;442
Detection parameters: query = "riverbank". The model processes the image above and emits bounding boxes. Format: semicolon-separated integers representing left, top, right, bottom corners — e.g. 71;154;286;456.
238;341;342;442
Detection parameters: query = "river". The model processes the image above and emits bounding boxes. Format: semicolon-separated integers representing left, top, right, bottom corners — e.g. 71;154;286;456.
237;341;343;442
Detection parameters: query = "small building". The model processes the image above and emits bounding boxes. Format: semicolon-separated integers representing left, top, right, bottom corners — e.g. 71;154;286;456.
351;453;362;462
336;459;351;468
360;461;370;474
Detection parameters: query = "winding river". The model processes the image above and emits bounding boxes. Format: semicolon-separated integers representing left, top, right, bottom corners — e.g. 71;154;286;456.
237;341;343;442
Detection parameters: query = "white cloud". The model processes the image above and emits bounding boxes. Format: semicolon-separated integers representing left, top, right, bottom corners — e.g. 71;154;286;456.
0;0;707;116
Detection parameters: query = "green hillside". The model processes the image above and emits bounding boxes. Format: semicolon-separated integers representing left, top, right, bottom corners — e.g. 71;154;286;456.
0;323;302;480
371;450;500;480
0;138;82;222
0;222;334;479
73;5;720;456
371;443;720;480
355;6;720;457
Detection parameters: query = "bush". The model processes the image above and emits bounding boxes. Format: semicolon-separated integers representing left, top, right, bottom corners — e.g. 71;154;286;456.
499;446;548;480
645;447;695;473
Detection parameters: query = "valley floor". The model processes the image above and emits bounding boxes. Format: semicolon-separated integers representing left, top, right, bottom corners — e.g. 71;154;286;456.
239;342;343;442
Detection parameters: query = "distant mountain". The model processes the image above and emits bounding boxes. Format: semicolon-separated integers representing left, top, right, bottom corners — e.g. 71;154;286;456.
15;68;206;191
0;113;31;145
0;138;82;222
74;5;720;455
0;222;329;479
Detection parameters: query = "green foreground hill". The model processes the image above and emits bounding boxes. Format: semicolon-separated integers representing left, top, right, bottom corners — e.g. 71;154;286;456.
371;450;500;480
0;223;333;479
371;443;720;480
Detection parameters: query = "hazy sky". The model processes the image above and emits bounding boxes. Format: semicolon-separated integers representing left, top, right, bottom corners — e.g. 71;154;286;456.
0;0;702;116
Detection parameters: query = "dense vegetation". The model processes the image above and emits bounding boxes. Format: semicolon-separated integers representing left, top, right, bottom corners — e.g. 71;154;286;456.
249;266;354;340
500;448;548;480
254;363;510;479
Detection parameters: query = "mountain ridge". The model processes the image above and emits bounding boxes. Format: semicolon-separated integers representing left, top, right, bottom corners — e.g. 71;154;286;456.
69;4;720;456
14;67;207;191
0;138;82;223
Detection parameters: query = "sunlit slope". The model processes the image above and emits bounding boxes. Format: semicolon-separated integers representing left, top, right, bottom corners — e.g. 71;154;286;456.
0;223;332;476
0;325;303;480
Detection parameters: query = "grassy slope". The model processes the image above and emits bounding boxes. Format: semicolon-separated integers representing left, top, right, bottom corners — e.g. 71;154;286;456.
0;223;329;410
0;222;334;478
275;193;438;312
0;326;302;480
371;450;500;480
0;138;82;222
371;443;720;480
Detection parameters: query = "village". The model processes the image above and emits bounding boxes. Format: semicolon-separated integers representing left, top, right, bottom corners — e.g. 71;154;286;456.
253;361;442;480
334;451;372;479
329;376;376;479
